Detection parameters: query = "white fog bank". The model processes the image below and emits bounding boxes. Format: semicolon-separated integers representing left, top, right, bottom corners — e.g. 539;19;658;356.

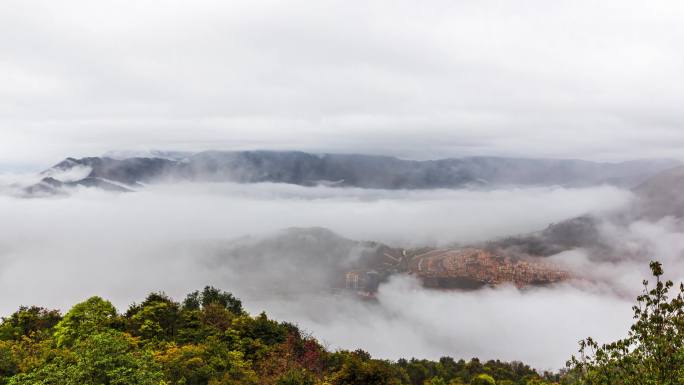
0;183;642;369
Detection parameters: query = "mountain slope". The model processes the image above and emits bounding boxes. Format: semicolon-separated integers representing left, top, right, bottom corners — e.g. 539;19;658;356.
632;166;684;219
488;166;684;263
198;227;570;294
32;151;681;193
23;176;132;196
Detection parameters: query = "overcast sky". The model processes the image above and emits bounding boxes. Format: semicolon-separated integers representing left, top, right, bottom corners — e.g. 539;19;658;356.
1;0;684;169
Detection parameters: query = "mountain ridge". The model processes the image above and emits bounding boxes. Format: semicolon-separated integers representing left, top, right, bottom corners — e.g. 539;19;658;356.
25;150;681;195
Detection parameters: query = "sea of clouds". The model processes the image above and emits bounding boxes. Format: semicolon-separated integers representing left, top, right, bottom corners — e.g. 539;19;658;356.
1;181;679;369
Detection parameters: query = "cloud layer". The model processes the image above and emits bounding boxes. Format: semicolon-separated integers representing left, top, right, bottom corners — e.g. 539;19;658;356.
1;0;684;167
253;277;634;370
0;183;648;369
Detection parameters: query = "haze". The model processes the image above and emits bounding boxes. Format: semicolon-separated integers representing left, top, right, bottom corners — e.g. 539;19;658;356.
0;182;669;369
2;0;684;169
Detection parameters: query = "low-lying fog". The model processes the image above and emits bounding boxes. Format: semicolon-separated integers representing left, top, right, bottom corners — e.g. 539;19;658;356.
0;181;678;369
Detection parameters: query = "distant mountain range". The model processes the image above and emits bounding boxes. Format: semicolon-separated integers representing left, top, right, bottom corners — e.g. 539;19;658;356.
23;150;681;195
15;151;684;291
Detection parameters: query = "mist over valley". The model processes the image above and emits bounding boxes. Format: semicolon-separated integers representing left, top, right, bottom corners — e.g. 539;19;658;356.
3;153;684;369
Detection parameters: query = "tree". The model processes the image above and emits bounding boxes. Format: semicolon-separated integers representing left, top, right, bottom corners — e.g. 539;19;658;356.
524;380;551;385
329;354;404;385
229;312;289;359
155;343;213;384
8;330;163;385
275;369;316;385
424;376;447;385
567;261;684;385
0;306;61;341
448;380;467;385
183;287;243;315
0;340;20;384
470;374;495;385
54;297;118;347
154;336;258;385
126;293;181;341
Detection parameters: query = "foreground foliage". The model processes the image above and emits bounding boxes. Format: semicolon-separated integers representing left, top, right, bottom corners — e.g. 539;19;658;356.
6;261;684;385
0;286;553;385
566;261;684;385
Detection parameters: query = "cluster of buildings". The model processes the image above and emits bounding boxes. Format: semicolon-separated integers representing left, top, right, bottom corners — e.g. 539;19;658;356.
344;270;381;293
339;246;570;293
412;248;570;288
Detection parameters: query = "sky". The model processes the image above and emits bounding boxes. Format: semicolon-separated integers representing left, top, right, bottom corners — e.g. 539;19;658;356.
1;0;684;170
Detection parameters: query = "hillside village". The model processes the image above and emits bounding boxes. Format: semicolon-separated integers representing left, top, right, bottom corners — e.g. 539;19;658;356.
343;246;571;293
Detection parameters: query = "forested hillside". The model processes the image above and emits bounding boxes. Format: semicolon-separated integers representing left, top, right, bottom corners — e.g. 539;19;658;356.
0;287;554;385
3;262;683;385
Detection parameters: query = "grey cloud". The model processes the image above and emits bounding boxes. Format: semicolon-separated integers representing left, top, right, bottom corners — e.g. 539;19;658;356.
1;0;684;165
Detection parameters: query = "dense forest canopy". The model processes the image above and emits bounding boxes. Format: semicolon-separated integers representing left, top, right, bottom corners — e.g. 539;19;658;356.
2;263;683;385
0;286;553;385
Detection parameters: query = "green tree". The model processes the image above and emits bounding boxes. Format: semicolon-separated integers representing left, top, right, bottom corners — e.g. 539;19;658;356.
155;336;258;385
470;374;496;385
567;261;684;384
183;287;243;315
525;380;551;385
8;330;163;385
155;343;215;384
126;293;182;341
425;376;447;385
275;368;316;385
0;306;61;341
329;355;404;385
0;340;20;385
229;313;289;359
54;296;118;347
